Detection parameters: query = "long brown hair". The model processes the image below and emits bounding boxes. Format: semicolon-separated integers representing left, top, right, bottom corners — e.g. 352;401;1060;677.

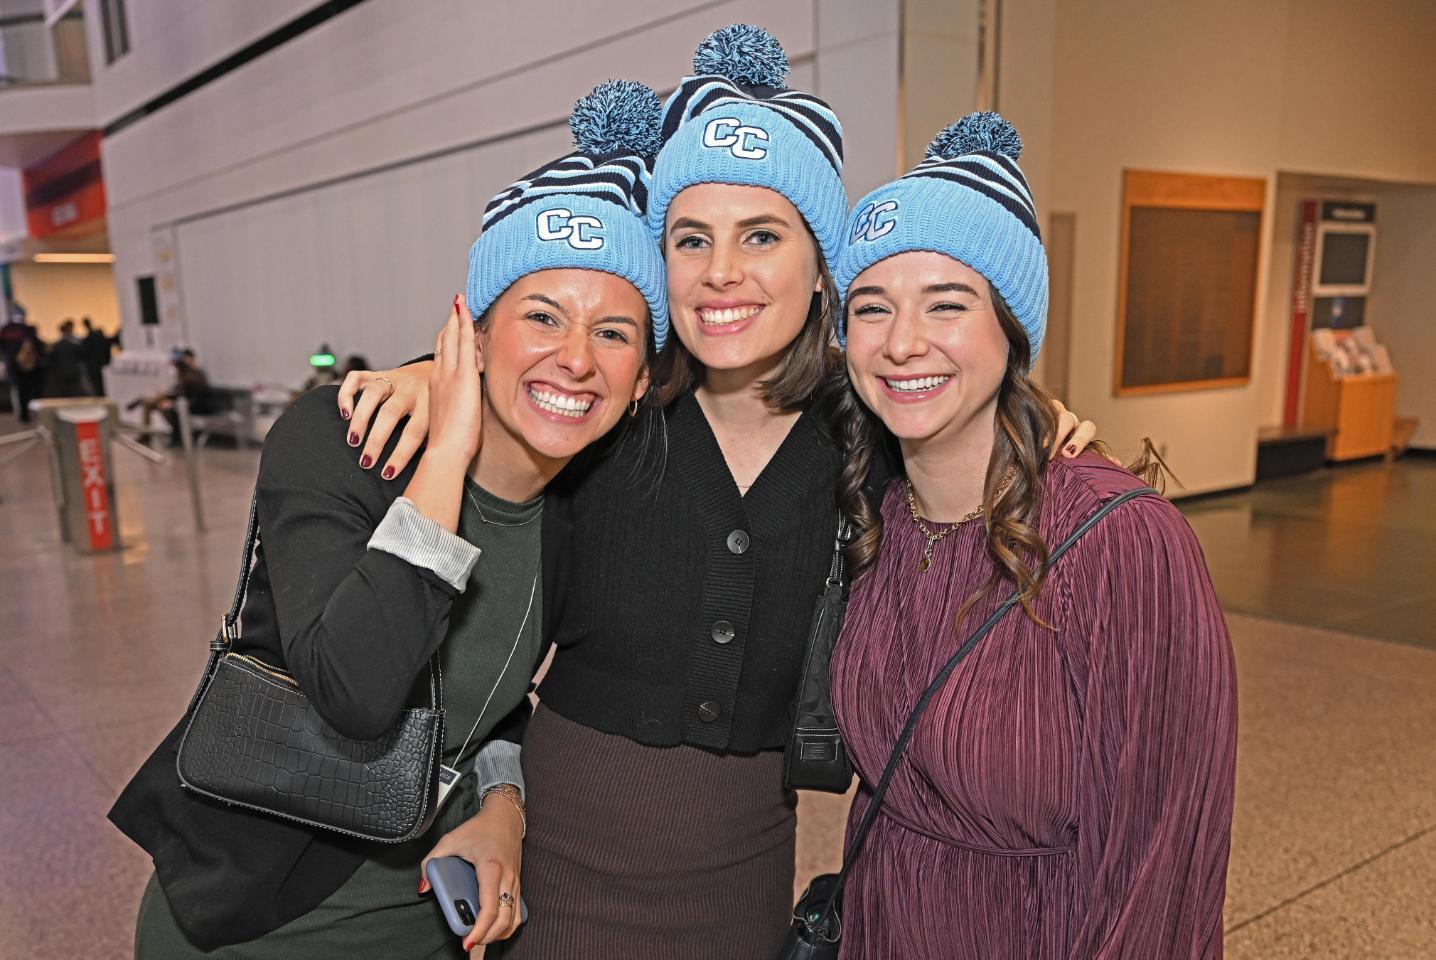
836;287;1166;626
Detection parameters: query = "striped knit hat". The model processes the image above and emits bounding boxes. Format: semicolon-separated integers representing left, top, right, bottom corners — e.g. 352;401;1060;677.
834;112;1048;357
469;80;671;349
647;25;848;269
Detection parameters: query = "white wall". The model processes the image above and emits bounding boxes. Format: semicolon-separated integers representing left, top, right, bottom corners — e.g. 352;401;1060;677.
1367;187;1436;450
89;0;901;387
1035;0;1436;494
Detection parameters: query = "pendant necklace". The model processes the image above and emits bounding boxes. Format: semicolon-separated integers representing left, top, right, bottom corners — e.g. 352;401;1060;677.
904;479;982;573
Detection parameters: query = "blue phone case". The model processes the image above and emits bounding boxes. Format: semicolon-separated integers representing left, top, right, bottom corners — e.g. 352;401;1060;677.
425;856;529;937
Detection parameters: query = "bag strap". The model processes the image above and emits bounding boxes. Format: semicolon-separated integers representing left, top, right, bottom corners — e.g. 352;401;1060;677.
216;487;262;649
827;513;852;590
212;483;443;710
814;485;1157;932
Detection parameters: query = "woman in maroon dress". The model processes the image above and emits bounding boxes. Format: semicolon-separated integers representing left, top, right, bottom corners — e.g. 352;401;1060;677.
827;113;1237;959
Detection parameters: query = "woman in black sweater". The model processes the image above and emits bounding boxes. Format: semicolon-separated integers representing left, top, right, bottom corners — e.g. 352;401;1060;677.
338;29;1097;959
109;85;668;958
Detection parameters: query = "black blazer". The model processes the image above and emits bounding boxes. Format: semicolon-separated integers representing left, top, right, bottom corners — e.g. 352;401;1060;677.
108;387;561;949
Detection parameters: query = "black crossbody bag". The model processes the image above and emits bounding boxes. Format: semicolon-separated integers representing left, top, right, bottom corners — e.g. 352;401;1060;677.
174;487;446;844
781;487;1156;958
784;515;856;793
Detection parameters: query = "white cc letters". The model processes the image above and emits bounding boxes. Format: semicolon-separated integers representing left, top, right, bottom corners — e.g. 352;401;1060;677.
536;208;604;250
850;199;900;244
702;117;771;160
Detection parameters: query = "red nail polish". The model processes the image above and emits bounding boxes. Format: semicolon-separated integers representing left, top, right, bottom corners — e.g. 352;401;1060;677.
360;454;372;469
454;294;461;315
349;432;360;446
341;408;351;420
382;466;395;480
1065;444;1077;456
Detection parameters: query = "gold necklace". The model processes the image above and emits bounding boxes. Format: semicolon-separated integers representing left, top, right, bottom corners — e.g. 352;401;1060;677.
463;482;543;527
904;479;982;573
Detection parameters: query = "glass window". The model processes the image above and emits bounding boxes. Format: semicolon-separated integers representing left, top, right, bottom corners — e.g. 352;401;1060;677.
100;0;129;64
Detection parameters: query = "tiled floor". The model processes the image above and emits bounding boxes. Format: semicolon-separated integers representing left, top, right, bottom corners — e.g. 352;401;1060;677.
1182;459;1436;650
2;417;1433;958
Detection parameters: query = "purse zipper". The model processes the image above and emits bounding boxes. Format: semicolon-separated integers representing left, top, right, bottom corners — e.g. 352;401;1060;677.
228;653;300;687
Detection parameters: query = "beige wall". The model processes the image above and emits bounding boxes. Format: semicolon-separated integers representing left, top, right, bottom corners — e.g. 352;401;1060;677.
9;261;121;340
1367;187;1436;449
1018;0;1436;493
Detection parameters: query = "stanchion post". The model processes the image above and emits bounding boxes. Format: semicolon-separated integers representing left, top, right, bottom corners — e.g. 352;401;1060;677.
174;396;207;533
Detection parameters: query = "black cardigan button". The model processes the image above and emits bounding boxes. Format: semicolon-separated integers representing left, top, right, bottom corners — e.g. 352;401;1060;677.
698;701;721;723
711;620;735;644
726;529;750;554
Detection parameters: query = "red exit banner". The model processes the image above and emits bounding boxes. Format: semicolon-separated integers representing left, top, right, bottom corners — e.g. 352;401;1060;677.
24;131;106;239
75;419;115;551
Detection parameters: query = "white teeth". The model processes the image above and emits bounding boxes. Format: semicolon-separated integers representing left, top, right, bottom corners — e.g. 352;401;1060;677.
697;305;762;325
884;375;952;392
528;386;594;418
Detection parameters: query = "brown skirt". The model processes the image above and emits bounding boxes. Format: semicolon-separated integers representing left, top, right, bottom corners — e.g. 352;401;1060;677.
494;705;797;959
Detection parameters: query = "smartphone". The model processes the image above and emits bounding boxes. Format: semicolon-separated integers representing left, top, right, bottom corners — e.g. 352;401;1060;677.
425;855;529;938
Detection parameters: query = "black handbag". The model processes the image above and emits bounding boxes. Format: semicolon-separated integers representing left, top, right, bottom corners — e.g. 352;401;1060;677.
783;515;855;794
782;487;1156;957
174;488;446;844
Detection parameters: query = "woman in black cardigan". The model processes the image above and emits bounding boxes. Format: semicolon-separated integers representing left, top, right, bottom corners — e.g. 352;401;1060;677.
109;85;669;959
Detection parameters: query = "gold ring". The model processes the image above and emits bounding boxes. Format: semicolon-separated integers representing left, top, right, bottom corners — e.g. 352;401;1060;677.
498;892;515;909
374;376;395;395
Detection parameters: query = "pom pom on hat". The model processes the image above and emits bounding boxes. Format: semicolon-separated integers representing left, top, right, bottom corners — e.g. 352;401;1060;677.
925;111;1023;161
570;80;663;158
693;24;789;88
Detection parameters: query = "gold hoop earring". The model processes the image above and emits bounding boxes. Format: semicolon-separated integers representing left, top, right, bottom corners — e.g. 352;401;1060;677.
627;399;640;417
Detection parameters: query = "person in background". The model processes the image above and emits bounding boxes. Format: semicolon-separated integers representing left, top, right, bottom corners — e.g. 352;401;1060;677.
0;306;45;421
301;347;344;393
46;318;90;397
81;316;114;396
340;354;371;380
128;348;220;446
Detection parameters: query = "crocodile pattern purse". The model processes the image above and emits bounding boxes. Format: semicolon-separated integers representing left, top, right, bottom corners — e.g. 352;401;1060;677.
175;488;445;844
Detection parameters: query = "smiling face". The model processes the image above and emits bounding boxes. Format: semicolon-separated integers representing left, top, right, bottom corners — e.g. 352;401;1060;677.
476;268;650;468
844;250;1009;449
663;183;822;382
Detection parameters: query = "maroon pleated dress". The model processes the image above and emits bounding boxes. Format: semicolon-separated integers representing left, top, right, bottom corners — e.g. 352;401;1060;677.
831;455;1236;959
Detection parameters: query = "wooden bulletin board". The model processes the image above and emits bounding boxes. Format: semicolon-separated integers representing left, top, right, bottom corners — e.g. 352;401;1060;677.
1115;170;1266;396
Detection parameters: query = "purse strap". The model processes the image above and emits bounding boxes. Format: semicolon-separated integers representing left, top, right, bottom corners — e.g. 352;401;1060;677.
813;485;1157;933
212;484;442;710
216;487;262;648
827;513;852;590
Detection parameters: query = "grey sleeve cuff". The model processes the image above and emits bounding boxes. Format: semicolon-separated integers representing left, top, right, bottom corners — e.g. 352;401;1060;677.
367;497;480;590
472;738;525;801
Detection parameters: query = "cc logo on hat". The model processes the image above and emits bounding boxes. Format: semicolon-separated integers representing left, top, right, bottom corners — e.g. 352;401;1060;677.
850;199;900;244
536;208;605;250
702;117;770;160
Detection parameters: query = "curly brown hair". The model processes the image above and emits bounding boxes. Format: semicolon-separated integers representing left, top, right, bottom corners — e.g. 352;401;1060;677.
836;286;1166;627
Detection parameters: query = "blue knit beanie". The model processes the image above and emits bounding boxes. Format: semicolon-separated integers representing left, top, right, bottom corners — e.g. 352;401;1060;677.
834;112;1048;358
468;80;671;350
647;25;848;270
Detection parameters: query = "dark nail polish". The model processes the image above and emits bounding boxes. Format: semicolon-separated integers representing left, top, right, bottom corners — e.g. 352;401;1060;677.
340;408;350;420
382;466;395;480
360;454;372;469
348;432;360;446
454;294;461;314
1065;444;1077;456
